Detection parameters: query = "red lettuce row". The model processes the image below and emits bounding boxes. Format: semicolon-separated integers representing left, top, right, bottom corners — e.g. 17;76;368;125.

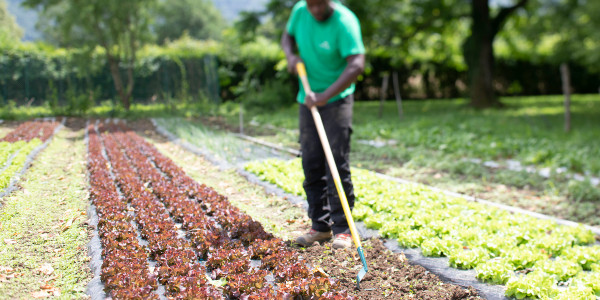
87;123;158;299
90;122;354;299
97;123;210;298
2;120;60;142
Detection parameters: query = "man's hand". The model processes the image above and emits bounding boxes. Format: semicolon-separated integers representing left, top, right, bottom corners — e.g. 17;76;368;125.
287;55;302;75
281;30;302;75
304;92;328;108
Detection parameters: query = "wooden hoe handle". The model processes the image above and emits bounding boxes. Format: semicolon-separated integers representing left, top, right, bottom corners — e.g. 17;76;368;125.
295;63;363;250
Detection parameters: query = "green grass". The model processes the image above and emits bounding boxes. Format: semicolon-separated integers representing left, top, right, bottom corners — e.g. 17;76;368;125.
0;127;91;299
0;100;220;121
233;95;600;223
242;95;600;176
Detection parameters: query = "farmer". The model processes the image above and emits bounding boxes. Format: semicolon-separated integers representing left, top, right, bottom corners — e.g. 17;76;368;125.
281;0;365;249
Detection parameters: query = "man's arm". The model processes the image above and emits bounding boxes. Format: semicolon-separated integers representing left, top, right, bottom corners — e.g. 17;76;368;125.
281;30;302;74
305;54;365;108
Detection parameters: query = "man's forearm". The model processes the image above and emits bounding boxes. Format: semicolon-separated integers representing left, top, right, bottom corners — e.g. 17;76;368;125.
322;54;365;101
281;31;296;58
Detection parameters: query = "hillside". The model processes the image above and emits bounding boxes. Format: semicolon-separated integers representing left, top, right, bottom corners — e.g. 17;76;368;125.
6;0;270;41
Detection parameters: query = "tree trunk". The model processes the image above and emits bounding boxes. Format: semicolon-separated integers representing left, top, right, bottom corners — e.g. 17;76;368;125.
106;54;131;110
393;71;403;119
378;73;389;118
464;0;528;109
560;63;571;132
465;0;500;108
125;64;134;109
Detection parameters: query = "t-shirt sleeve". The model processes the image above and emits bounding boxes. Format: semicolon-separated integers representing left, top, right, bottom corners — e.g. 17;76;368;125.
338;14;365;58
286;2;304;37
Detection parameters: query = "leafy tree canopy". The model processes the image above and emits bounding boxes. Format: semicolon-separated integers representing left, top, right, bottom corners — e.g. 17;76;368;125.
154;0;226;44
0;0;23;44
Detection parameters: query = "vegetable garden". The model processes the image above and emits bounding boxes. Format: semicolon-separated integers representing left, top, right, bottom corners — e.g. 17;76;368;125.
2;0;600;298
0;114;598;299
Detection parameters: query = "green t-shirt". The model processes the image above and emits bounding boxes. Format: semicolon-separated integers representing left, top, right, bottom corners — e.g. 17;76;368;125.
286;0;365;104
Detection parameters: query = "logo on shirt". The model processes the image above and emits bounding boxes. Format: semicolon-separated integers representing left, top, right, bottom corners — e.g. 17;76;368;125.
319;41;331;50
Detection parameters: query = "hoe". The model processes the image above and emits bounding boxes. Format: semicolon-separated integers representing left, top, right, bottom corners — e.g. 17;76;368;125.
296;62;368;289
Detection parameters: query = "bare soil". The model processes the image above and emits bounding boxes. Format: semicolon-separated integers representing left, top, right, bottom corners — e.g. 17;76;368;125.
294;239;482;300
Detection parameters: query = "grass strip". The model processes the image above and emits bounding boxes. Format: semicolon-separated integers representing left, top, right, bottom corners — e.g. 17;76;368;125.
0;126;91;299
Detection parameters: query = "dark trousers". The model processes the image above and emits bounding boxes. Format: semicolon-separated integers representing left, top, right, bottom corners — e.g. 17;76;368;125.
299;95;355;235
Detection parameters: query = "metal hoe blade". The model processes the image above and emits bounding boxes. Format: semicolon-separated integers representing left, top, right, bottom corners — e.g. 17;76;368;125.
356;246;368;289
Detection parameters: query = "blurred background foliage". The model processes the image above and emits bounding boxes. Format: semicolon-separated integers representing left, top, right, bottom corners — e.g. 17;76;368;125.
0;0;599;112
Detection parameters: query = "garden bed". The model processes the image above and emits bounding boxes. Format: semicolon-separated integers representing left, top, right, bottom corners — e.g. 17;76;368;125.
87;120;361;299
150;118;600;299
244;158;600;299
122;119;484;299
0;118;64;198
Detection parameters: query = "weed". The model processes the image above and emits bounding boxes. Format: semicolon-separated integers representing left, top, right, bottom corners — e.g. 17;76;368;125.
567;179;600;202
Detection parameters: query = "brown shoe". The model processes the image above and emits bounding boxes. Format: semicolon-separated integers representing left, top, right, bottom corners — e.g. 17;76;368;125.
332;233;353;249
295;229;332;247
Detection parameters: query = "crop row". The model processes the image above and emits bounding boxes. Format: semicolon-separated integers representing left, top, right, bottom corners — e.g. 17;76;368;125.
1;119;60;143
0;120;62;192
87;122;353;299
245;158;600;299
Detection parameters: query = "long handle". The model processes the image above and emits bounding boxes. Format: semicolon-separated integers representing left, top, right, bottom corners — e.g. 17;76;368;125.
296;63;363;250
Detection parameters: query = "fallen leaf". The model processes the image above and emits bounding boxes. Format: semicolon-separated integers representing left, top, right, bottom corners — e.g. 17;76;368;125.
41;285;61;297
38;264;54;276
61;217;77;232
31;291;50;298
0;266;14;273
313;267;330;277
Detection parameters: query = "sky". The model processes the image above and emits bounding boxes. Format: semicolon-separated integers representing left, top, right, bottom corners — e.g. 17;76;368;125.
6;0;41;41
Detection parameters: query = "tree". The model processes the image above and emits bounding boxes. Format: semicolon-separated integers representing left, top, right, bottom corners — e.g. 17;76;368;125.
234;11;262;43
518;0;600;131
233;0;296;43
0;0;23;44
154;0;225;44
343;0;536;107
463;0;529;108
23;0;156;110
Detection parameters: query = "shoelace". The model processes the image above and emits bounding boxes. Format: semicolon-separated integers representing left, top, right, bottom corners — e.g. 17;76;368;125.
335;234;351;239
